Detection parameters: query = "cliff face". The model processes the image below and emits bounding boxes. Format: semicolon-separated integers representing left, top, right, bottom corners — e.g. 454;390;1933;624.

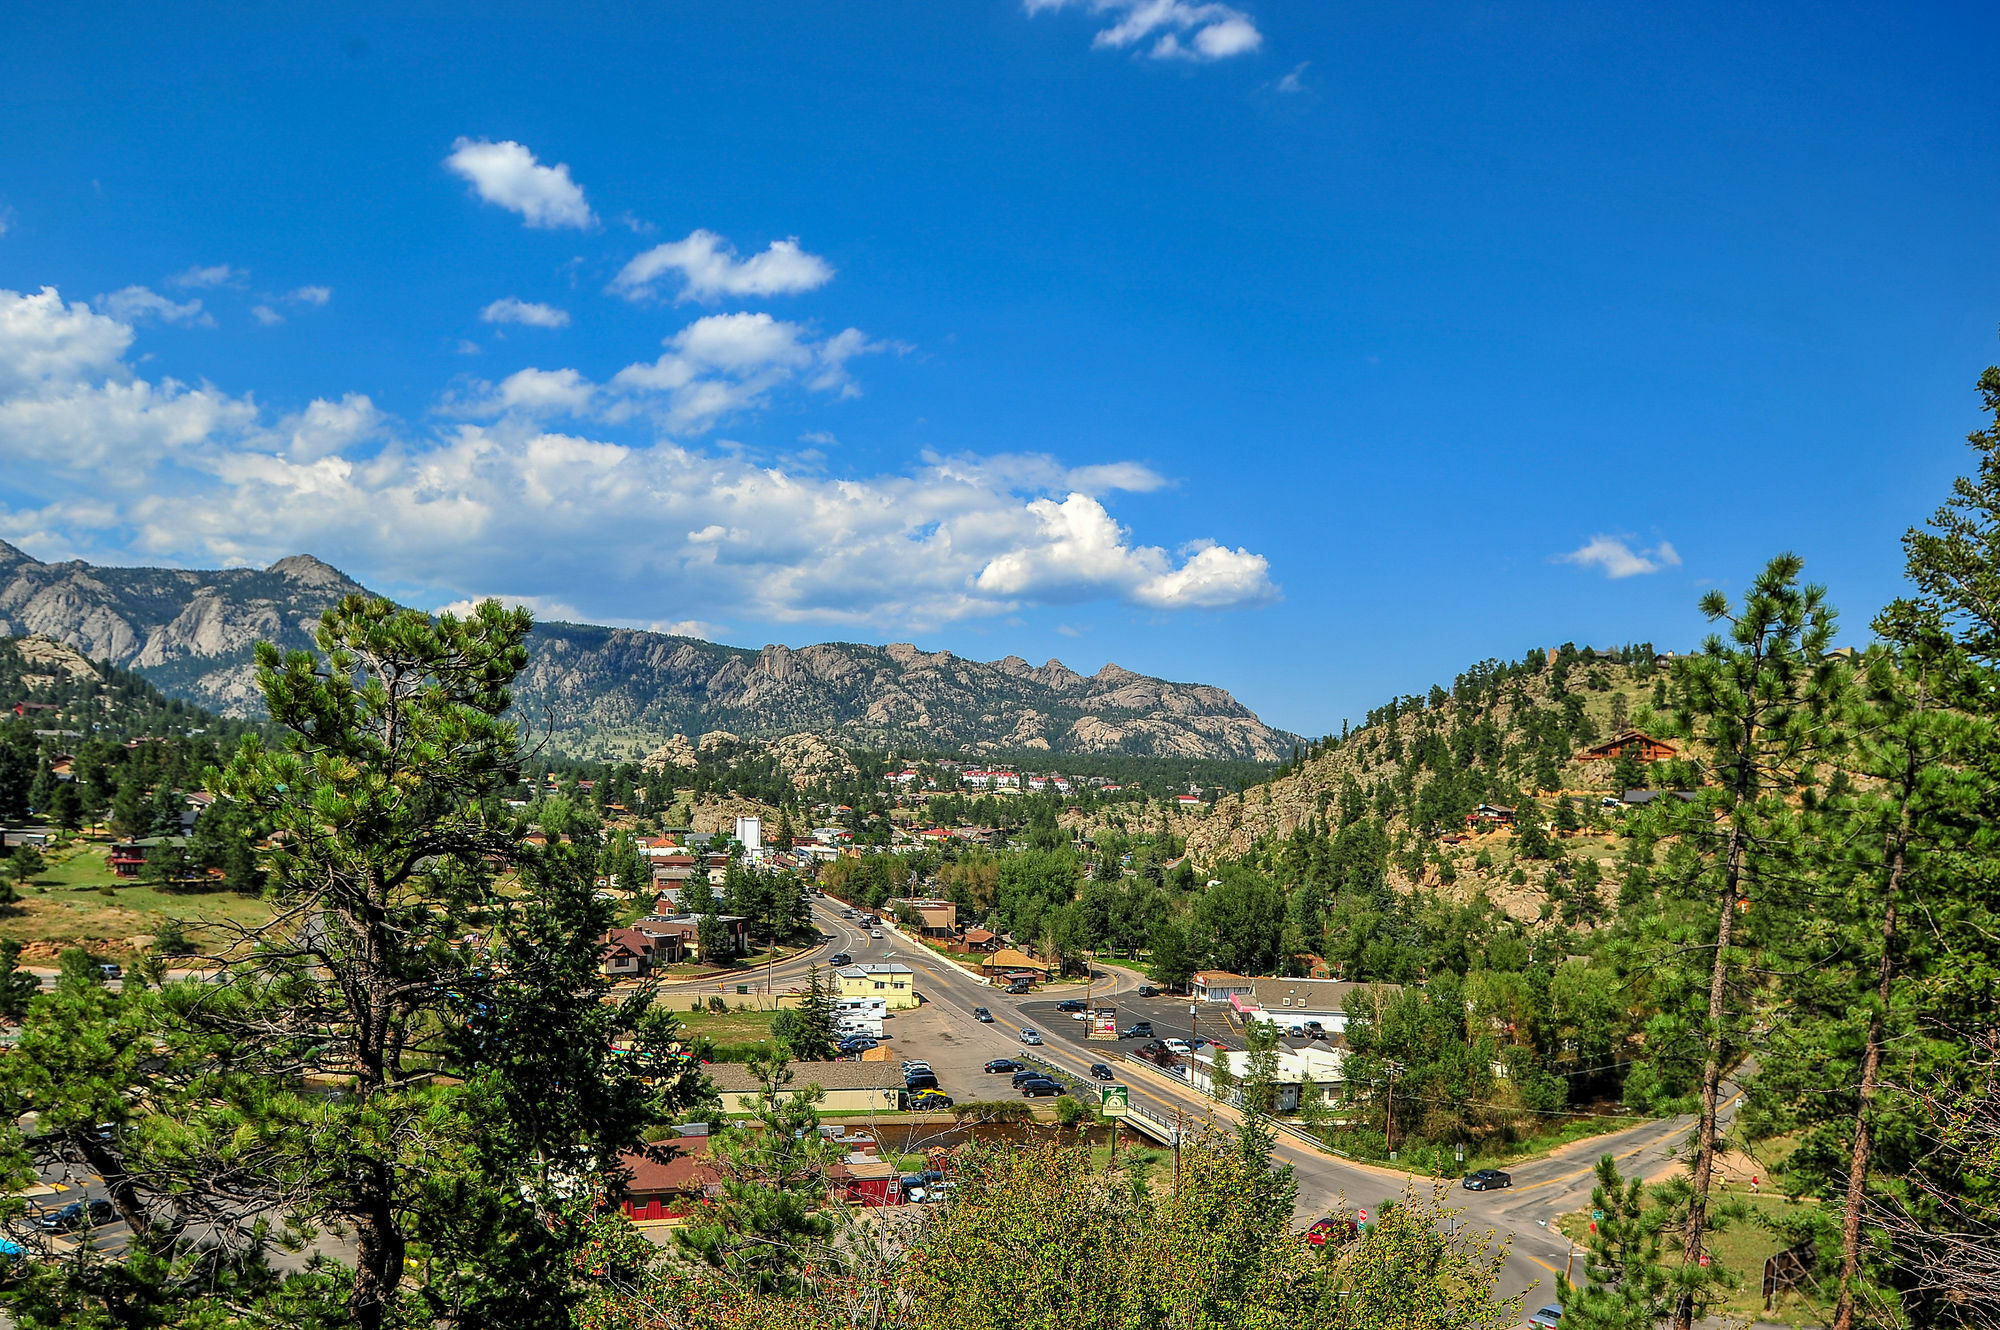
0;541;1298;762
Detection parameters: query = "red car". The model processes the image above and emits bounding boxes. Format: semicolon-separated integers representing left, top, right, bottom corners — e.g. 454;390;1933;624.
1306;1216;1357;1247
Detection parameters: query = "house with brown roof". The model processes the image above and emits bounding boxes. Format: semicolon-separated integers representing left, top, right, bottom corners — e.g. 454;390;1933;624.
615;1137;720;1220
981;947;1050;983
1191;971;1256;1003
1578;730;1678;763
1247;978;1402;1033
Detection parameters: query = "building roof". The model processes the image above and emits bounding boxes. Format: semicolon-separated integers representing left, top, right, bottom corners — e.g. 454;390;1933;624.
961;928;998;944
706;1060;906;1094
836;963;913;979
1193;970;1256;987
616;1139;718;1196
1249;977;1402;1015
983;947;1046;971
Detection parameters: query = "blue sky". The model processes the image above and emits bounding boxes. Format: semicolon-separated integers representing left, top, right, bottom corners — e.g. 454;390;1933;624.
1;1;1996;738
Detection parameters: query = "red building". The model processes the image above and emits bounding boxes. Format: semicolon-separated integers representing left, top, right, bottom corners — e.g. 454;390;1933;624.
1578;730;1678;763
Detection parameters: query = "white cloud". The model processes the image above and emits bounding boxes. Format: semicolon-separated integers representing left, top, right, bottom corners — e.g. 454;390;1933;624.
1557;535;1683;579
1025;0;1263;62
97;286;214;327
601;312;880;432
611;229;835;304
291;285;332;306
0;285;1277;625
480;297;571;329
251;305;284;326
171;264;248;290
0;208;14;237
1275;61;1308;93
444;137;596;230
0;288;133;392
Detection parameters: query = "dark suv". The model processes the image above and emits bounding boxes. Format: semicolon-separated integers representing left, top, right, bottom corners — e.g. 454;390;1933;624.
35;1198;116;1232
1119;1022;1154;1039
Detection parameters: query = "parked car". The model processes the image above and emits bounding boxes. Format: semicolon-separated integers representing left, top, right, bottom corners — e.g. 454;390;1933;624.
906;1089;953;1112
34;1198;115;1233
1462;1169;1512;1191
98;962;122;981
1136;984;1159;997
1088;1063;1115;1080
1138;1039;1167;1054
1004;981;1032;994
973;1006;994;1022
1019;1078;1065;1098
1306;1216;1357;1246
1019;1027;1043;1045
901;1060;933;1074
1162;1038;1193;1055
905;1072;940;1092
1055;999;1086;1012
829;952;852;966
1010;1068;1048;1087
985;1058;1022;1073
1119;1022;1154;1040
1528;1305;1563;1330
900;1174;926;1201
1301;1020;1326;1038
839;1036;879;1051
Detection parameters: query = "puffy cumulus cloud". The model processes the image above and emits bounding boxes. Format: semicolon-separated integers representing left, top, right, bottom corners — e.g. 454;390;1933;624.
1025;0;1263;61
973;494;1275;608
0;288;133;391
1556;535;1682;579
607;312;879;432
444;138;596;230
97;286;214;327
480;297;570;328
611;229;835;303
291;286;332;306
251;305;285;326
0;285;1275;625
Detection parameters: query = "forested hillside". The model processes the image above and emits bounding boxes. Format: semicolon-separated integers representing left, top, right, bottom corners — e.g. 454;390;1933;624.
1168;643;1682;924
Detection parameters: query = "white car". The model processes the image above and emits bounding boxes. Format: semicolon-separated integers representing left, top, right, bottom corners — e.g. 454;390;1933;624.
870;928;883;939
1163;1038;1193;1055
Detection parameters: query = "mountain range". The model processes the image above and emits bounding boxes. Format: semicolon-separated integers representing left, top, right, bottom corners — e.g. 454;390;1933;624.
0;542;1298;763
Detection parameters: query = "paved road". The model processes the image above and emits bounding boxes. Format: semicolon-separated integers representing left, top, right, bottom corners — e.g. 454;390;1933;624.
816;897;1735;1310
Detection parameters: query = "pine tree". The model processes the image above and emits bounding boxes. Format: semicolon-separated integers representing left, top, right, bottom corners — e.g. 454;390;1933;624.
1655;555;1844;1330
675;1051;841;1294
1559;1155;1672;1330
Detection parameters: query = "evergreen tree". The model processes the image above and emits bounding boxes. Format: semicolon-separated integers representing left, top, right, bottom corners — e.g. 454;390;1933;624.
0;939;39;1019
771;964;838;1062
201;595;704;1329
675;1051;841;1294
1559;1155;1672;1330
1653;555;1843;1330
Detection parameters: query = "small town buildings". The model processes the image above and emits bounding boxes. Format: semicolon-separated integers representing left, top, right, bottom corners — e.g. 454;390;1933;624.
1246;978;1398;1033
597;914;749;976
1186;1044;1348;1112
1190;971;1256;1003
959;927;1003;953
890;898;956;937
835;963;919;1010
707;1059;906;1114
1467;804;1516;828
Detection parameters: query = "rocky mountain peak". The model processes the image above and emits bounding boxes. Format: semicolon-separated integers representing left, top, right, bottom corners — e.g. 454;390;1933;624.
266;554;358;592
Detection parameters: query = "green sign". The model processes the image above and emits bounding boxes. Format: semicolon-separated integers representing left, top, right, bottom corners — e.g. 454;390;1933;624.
1100;1085;1129;1118
1592;1210;1604;1222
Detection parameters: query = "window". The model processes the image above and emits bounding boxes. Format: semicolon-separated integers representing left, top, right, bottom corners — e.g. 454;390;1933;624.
874;982;885;990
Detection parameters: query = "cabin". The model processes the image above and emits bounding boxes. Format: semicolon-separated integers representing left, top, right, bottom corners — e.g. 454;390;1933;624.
1578;730;1678;763
613;1137;720;1220
1467;804;1516;828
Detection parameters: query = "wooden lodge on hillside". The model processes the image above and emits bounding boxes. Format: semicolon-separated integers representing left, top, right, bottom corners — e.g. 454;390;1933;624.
1577;729;1678;763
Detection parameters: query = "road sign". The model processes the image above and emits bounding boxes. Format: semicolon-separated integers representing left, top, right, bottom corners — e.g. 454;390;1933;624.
1592;1209;1604;1221
1088;1009;1117;1041
1101;1085;1129;1118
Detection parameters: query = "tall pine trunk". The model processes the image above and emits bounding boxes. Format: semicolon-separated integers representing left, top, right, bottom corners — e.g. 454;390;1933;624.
1832;826;1904;1330
1675;821;1742;1330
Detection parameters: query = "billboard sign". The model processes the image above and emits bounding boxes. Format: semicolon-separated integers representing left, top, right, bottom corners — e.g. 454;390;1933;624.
1088;1009;1118;1041
1100;1085;1129;1118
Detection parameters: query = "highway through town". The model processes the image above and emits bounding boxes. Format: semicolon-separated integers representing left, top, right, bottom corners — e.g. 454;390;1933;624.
807;895;1736;1312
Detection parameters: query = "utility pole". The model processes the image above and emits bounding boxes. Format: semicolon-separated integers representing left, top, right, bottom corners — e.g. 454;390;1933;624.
1384;1059;1405;1153
1172;1105;1184;1194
